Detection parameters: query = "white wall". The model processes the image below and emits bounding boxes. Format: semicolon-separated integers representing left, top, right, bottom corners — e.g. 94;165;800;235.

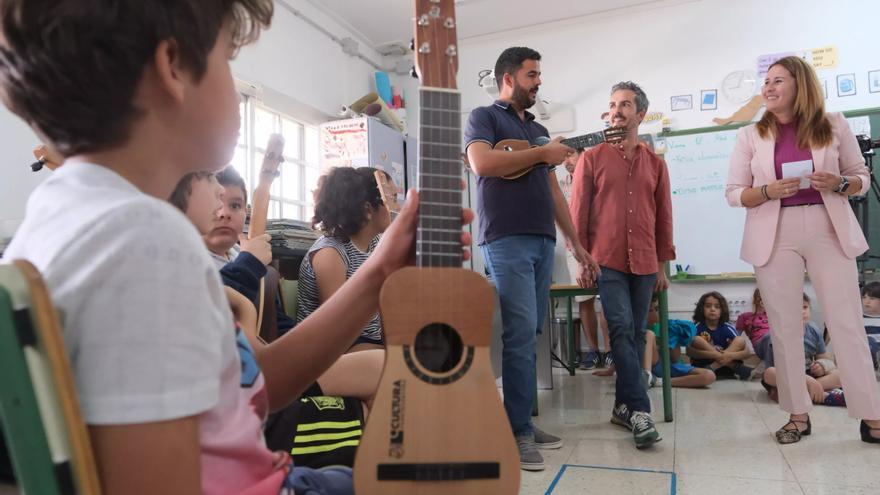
452;0;880;325
0;0;388;240
458;0;880;130
0;114;44;239
232;0;388;122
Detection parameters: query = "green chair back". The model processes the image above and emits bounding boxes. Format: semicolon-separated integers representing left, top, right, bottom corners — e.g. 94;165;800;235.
0;260;101;494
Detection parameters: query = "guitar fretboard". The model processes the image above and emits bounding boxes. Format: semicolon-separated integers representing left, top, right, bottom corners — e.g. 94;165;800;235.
561;131;605;150
418;88;462;268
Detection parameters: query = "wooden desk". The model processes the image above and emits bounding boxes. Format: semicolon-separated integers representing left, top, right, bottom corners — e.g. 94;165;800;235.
548;284;674;422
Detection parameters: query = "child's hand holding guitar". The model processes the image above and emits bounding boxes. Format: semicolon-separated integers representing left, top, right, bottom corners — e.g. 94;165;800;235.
362;189;475;279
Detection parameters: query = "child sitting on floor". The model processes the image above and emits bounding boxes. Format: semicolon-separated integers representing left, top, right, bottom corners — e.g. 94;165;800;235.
861;281;880;371
687;291;752;379
759;293;845;407
594;296;713;389
736;288;770;353
644;296;715;388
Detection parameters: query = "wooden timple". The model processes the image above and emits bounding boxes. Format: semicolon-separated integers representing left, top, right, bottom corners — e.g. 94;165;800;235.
353;0;519;493
374;170;401;214
354;269;519;494
494;126;627;180
32;144;63;171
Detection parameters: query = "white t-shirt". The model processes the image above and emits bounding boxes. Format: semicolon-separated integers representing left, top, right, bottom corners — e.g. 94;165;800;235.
3;163;284;493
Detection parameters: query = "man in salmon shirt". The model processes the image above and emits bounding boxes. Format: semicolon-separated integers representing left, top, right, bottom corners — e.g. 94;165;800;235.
570;81;675;450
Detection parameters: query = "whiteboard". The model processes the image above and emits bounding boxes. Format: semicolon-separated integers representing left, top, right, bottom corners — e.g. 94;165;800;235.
663;129;753;275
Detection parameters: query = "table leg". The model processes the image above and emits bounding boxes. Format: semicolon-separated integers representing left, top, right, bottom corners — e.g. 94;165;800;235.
566;295;576;376
658;289;673;422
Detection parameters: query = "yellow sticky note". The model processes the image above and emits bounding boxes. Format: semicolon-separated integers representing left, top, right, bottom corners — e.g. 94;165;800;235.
810;46;838;70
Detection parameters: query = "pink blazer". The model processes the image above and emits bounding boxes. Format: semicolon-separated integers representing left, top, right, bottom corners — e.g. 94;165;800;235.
726;112;869;267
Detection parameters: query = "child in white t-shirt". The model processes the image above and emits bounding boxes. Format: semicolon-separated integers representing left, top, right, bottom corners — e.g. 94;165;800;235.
0;3;472;494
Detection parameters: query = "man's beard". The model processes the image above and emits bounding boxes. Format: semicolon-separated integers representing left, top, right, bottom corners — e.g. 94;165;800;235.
512;83;535;109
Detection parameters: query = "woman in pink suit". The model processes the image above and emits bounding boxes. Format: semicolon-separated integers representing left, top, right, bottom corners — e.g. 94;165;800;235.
726;56;880;445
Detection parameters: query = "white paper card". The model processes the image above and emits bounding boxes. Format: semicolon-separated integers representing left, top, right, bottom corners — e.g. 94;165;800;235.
781;159;813;189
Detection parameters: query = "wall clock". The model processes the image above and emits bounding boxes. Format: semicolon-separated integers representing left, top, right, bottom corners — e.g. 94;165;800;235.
722;70;758;105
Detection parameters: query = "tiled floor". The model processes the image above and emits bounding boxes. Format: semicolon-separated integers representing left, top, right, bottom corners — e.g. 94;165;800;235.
3;369;877;494
522;367;880;495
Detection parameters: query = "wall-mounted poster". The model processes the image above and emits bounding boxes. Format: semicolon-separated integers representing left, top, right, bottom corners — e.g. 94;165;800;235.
869;70;880;94
671;95;693;111
837;73;856;97
701;90;718;111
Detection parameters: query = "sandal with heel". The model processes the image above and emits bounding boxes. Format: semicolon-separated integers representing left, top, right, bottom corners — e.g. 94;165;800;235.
861;420;880;444
776;416;811;444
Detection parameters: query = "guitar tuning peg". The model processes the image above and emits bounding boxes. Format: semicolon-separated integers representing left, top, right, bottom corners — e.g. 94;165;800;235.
409;38;415;51
410;66;418;78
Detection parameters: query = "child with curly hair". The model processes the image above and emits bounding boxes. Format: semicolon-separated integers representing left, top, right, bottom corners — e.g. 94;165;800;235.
687;291;753;379
297;166;393;351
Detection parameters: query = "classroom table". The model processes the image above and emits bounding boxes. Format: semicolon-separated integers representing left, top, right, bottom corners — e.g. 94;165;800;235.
546;284;674;422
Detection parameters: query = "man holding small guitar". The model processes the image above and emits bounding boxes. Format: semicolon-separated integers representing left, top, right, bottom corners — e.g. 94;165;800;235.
464;46;601;471
570;81;675;449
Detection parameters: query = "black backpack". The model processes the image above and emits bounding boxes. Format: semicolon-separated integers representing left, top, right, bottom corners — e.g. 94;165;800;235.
264;383;364;468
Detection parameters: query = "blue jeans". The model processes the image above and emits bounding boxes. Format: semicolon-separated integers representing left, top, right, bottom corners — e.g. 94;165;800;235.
282;465;353;494
481;234;555;437
597;266;656;413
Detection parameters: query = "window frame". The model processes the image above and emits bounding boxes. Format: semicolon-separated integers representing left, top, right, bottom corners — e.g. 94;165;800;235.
235;94;321;222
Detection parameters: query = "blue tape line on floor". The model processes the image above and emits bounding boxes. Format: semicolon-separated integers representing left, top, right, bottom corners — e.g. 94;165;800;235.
544;463;676;495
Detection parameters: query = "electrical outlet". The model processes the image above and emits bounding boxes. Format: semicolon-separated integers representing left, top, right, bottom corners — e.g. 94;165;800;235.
726;295;753;322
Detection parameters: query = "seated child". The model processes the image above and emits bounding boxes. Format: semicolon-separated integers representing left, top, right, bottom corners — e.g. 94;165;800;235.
593;296;707;387
644;296;715;388
760;293;845;407
687;291;752;379
861;281;880;370
736;288;770;354
204;165;297;335
297;166;392;352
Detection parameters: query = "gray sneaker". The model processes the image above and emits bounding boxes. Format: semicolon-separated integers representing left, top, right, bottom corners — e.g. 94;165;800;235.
515;434;545;471
630;411;661;449
533;426;563;450
611;403;632;430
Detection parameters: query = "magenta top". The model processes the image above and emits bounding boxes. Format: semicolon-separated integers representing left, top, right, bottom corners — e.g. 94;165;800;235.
774;122;823;206
735;311;770;347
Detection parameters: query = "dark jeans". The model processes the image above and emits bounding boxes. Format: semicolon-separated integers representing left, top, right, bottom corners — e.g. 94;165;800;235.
283;465;353;494
597;266;656;413
481;234;555;437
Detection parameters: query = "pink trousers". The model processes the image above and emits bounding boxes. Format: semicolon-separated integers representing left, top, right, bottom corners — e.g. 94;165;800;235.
754;204;880;419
